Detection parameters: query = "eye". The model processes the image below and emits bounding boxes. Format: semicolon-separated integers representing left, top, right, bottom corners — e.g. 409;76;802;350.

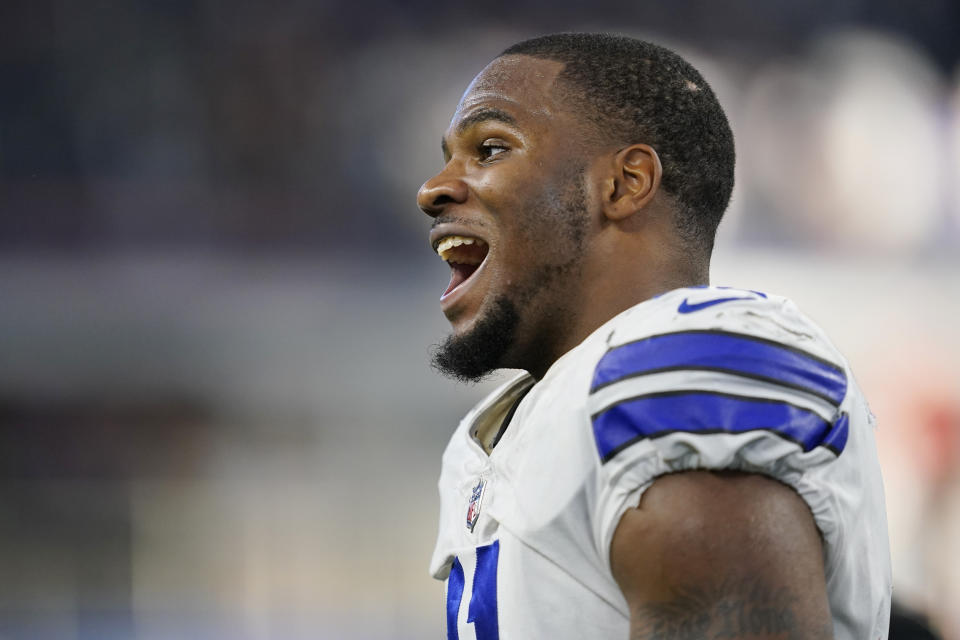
479;140;509;161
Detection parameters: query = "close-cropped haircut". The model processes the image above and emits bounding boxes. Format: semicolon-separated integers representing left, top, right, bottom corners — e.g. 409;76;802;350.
501;33;735;256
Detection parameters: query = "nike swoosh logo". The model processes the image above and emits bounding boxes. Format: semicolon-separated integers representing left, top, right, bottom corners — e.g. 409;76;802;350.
677;296;754;314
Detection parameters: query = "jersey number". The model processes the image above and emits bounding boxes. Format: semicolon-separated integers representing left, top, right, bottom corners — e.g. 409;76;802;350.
446;540;500;640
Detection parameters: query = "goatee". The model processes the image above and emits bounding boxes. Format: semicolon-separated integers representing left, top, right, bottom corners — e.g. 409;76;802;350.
431;296;519;382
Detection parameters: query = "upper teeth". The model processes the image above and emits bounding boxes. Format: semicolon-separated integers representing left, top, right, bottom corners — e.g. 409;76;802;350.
436;235;485;261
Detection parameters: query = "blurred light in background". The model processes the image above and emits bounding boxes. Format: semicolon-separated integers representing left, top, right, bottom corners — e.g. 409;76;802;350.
740;30;948;253
951;71;960;233
815;31;945;252
1;1;959;638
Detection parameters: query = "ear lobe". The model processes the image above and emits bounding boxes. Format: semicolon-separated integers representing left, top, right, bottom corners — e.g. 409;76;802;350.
606;144;662;221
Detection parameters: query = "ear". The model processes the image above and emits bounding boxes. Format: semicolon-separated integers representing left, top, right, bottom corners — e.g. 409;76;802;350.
605;144;662;222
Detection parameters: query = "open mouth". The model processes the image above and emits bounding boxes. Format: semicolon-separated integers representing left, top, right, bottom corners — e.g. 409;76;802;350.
435;235;490;298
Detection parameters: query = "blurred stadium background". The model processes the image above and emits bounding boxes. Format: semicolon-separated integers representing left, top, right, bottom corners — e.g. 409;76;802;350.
1;1;959;638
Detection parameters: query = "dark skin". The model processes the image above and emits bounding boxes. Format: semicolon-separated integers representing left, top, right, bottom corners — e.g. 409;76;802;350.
420;55;693;380
612;472;833;639
419;55;833;638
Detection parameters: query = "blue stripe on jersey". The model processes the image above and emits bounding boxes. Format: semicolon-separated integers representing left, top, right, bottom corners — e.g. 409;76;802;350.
468;540;500;640
824;412;849;453
446;557;465;640
590;330;847;405
592;392;844;463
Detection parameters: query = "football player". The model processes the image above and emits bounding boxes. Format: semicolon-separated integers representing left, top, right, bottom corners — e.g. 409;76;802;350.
419;33;891;639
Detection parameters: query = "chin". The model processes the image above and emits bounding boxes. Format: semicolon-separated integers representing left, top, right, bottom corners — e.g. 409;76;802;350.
432;296;520;382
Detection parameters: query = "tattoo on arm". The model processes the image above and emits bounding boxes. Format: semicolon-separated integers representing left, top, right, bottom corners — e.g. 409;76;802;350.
631;577;825;640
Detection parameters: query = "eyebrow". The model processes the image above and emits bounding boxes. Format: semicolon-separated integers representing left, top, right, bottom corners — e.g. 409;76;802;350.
454;107;518;135
441;107;519;159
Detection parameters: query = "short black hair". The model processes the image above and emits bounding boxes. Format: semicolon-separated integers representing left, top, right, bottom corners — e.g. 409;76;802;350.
501;33;735;256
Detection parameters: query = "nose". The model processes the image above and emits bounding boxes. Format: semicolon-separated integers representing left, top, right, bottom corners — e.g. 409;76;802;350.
417;166;468;218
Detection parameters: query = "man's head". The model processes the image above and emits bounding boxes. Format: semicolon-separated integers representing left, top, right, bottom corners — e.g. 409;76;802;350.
419;33;735;381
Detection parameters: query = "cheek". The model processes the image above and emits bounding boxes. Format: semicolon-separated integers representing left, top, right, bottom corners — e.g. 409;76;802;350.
476;166;524;197
478;166;587;263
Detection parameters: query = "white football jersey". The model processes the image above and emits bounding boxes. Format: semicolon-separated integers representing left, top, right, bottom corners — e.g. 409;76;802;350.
430;286;892;640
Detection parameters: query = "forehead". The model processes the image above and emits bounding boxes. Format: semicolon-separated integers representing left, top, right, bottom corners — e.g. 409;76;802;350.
449;55;568;132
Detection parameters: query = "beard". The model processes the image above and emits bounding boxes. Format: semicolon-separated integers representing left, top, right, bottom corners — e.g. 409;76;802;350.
431;295;520;383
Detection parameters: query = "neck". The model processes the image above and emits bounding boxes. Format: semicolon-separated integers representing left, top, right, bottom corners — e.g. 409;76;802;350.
525;254;707;380
526;280;704;381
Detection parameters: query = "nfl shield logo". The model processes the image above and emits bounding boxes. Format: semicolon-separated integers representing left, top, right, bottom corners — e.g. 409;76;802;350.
466;477;486;532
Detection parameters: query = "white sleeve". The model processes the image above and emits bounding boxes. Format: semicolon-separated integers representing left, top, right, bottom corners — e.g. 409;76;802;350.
586;303;850;567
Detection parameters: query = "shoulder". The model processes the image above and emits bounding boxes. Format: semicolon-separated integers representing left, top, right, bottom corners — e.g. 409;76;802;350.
601;286;844;368
588;286;850;466
582;287;860;565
